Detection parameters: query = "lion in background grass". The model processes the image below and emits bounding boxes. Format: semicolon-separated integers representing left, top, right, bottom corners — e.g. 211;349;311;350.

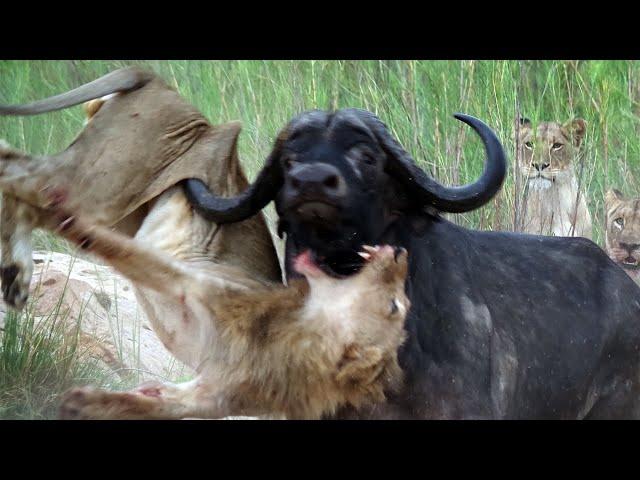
515;117;592;239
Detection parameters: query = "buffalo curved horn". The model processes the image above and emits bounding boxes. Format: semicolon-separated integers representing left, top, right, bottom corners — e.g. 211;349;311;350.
345;109;507;214
0;67;153;116
183;109;507;223
183;133;287;223
183;111;335;223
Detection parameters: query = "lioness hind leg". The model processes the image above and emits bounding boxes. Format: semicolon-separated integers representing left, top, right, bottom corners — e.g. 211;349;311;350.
0;140;65;207
59;383;185;420
0;140;66;309
0;145;197;301
0;193;41;309
42;208;200;302
59;378;229;420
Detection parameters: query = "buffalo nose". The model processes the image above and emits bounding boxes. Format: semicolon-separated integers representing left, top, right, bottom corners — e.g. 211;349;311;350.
532;162;550;171
620;242;640;253
288;163;346;198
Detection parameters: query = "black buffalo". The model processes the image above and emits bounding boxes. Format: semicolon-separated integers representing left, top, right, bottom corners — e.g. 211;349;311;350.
184;109;640;419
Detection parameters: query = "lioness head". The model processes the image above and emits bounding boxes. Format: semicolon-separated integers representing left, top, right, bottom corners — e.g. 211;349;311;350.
294;244;410;330
604;189;640;280
515;117;587;190
294;244;409;401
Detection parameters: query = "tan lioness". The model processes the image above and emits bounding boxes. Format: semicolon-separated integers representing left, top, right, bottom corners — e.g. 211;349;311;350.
41;211;408;420
515;117;592;239
0;168;410;418
0;68;281;312
604;189;640;284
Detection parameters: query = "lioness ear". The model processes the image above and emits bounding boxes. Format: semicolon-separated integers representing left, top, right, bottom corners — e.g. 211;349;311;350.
605;188;625;207
83;98;105;121
515;116;531;131
564;118;587;147
513;117;531;142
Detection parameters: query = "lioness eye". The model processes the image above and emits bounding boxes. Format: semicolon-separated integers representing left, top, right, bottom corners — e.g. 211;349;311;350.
552;143;564;150
615;217;624;228
524;141;533;150
390;299;399;315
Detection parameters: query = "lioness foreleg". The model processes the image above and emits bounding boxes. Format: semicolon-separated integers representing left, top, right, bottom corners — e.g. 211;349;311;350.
0;140;69;310
20;201;252;309
0;193;42;309
40;208;206;303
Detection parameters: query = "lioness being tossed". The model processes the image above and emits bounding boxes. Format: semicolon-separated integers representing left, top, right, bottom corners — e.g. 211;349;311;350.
515;117;593;239
604;189;640;284
57;216;408;419
0;186;409;419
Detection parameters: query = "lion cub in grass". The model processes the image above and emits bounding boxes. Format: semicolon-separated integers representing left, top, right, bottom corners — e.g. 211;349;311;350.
37;205;410;420
515;117;593;239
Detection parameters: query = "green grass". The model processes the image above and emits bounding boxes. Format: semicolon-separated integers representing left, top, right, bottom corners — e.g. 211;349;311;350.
0;269;128;419
0;255;184;419
2;60;640;246
1;60;640;417
0;309;105;419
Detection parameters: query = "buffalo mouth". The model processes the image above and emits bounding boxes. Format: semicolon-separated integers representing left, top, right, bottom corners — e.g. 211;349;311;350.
284;199;341;226
305;249;365;278
292;250;326;278
284;200;368;278
297;201;339;222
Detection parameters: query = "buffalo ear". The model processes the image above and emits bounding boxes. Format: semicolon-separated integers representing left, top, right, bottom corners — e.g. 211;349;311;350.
564;118;587;147
605;188;625;208
183;129;287;224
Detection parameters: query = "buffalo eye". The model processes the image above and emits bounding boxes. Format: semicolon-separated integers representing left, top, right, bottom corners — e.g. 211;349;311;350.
524;141;534;150
282;155;296;171
552;142;564;151
349;145;378;166
614;217;624;229
361;152;376;166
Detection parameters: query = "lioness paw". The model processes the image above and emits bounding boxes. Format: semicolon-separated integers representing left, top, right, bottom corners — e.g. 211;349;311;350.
1;262;31;310
59;387;103;420
59;385;162;420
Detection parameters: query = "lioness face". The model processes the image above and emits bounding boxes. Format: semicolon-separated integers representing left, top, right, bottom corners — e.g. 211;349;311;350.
605;189;640;277
296;244;410;345
348;245;410;329
516;118;586;190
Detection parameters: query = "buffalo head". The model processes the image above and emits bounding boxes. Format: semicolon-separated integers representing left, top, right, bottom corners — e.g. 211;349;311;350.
183;109;506;277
